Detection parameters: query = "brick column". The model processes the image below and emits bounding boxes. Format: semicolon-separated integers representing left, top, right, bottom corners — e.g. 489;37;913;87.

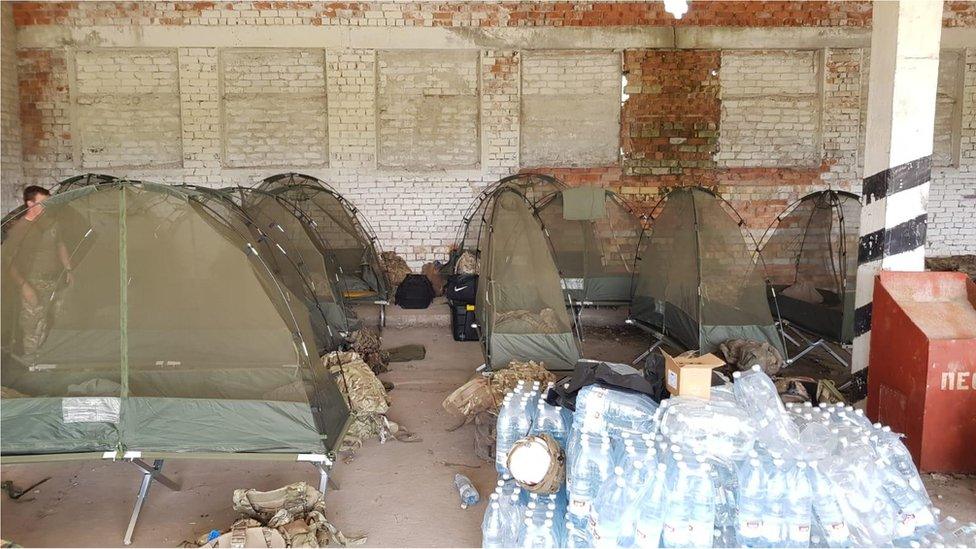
852;0;944;373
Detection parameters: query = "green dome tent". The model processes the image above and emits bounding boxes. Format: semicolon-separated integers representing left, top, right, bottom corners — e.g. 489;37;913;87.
256;174;388;311
629;187;786;356
475;185;581;371
759;189;861;367
1;181;350;458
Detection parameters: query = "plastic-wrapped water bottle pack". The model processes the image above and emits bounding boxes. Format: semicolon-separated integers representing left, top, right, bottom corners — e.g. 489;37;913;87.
483;368;976;548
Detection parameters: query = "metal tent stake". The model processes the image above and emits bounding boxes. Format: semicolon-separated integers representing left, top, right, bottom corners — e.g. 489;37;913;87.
123;459;180;545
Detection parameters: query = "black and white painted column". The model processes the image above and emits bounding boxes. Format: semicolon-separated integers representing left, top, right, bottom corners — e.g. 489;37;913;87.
853;0;944;373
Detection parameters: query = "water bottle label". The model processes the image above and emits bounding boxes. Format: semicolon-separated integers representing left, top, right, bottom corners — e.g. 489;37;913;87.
824;522;850;542
739;519;763;538
789;523;811;541
568;498;590;518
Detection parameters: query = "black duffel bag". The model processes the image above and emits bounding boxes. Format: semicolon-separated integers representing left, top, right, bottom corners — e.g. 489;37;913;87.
395;274;436;309
445;274;478;304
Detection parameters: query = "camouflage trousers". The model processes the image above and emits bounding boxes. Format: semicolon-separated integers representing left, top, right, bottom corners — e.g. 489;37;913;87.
19;279;62;360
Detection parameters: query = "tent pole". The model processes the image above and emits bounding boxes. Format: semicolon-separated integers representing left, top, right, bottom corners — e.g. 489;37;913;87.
123;459;180;545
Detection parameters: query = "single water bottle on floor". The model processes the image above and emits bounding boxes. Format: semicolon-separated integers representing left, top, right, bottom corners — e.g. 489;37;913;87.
455;473;480;509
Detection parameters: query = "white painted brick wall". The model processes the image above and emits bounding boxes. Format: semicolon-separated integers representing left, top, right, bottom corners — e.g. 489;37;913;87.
221;49;328;168
718;50;822;168
74;49;182;168
1;4;21;209
179;48;222;186
6;41;974;263
520;50;620;168
928;48;976;256
820;48;862;195
375;50;480;170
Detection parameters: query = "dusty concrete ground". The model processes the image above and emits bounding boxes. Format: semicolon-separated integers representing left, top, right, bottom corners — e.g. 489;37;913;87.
1;321;974;547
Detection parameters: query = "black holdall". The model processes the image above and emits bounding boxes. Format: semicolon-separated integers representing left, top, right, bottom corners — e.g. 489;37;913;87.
445;274;478;304
395;274;436;309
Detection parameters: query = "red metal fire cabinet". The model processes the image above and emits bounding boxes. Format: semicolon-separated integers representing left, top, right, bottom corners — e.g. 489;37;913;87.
867;271;976;473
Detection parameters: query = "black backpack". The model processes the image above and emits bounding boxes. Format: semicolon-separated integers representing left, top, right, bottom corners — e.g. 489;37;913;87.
445;274;478;305
395;274;436;309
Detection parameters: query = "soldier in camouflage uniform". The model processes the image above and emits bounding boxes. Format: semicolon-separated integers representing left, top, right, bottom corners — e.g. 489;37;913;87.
5;186;75;361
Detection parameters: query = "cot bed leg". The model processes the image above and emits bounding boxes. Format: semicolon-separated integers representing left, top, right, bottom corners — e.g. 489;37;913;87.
631;339;663;366
315;463;338;494
123;459;180;545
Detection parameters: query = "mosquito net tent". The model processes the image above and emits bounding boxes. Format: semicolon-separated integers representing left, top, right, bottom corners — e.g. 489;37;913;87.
760;190;861;344
0;181;349;457
451;173;565;273
630;187;785;356
1;174;118;242
476;186;581;371
535;187;643;305
222;186;356;349
256;174;388;306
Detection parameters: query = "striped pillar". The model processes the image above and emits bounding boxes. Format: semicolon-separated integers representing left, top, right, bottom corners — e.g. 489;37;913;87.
852;0;944;373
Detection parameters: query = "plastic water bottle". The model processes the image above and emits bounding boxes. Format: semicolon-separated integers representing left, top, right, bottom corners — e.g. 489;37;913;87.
455;473;480;509
483;496;508;548
591;468;632;548
496;394;518;474
736;457;767;547
662;460;693;548
531;401;568;445
634;462;668;549
521;514;556;548
686;459;716;548
808;461;852;548
764;458;788;546
733;366;799;454
565;518;594;548
568;435;611;520
783;461;813;548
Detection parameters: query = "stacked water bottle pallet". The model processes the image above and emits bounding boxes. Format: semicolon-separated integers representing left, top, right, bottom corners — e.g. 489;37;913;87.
483;366;976;548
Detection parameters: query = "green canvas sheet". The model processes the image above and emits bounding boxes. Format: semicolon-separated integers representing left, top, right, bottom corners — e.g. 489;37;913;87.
562;187;607;221
490;332;580;371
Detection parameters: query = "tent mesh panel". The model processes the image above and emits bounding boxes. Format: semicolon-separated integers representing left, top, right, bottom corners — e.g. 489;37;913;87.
762;191;861;299
536;190;643;302
632;187;782;353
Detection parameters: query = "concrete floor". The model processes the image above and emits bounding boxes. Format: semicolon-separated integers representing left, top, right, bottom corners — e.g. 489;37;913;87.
1;319;974;547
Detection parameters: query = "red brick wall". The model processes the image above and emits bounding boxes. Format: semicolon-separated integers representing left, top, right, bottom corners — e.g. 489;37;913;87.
11;2;875;28
12;1;976;28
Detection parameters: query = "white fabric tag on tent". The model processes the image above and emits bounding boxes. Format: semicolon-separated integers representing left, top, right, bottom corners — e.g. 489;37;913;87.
63;397;120;424
561;278;584;291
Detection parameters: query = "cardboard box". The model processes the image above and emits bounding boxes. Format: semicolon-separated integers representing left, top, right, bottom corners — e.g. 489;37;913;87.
663;351;725;400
